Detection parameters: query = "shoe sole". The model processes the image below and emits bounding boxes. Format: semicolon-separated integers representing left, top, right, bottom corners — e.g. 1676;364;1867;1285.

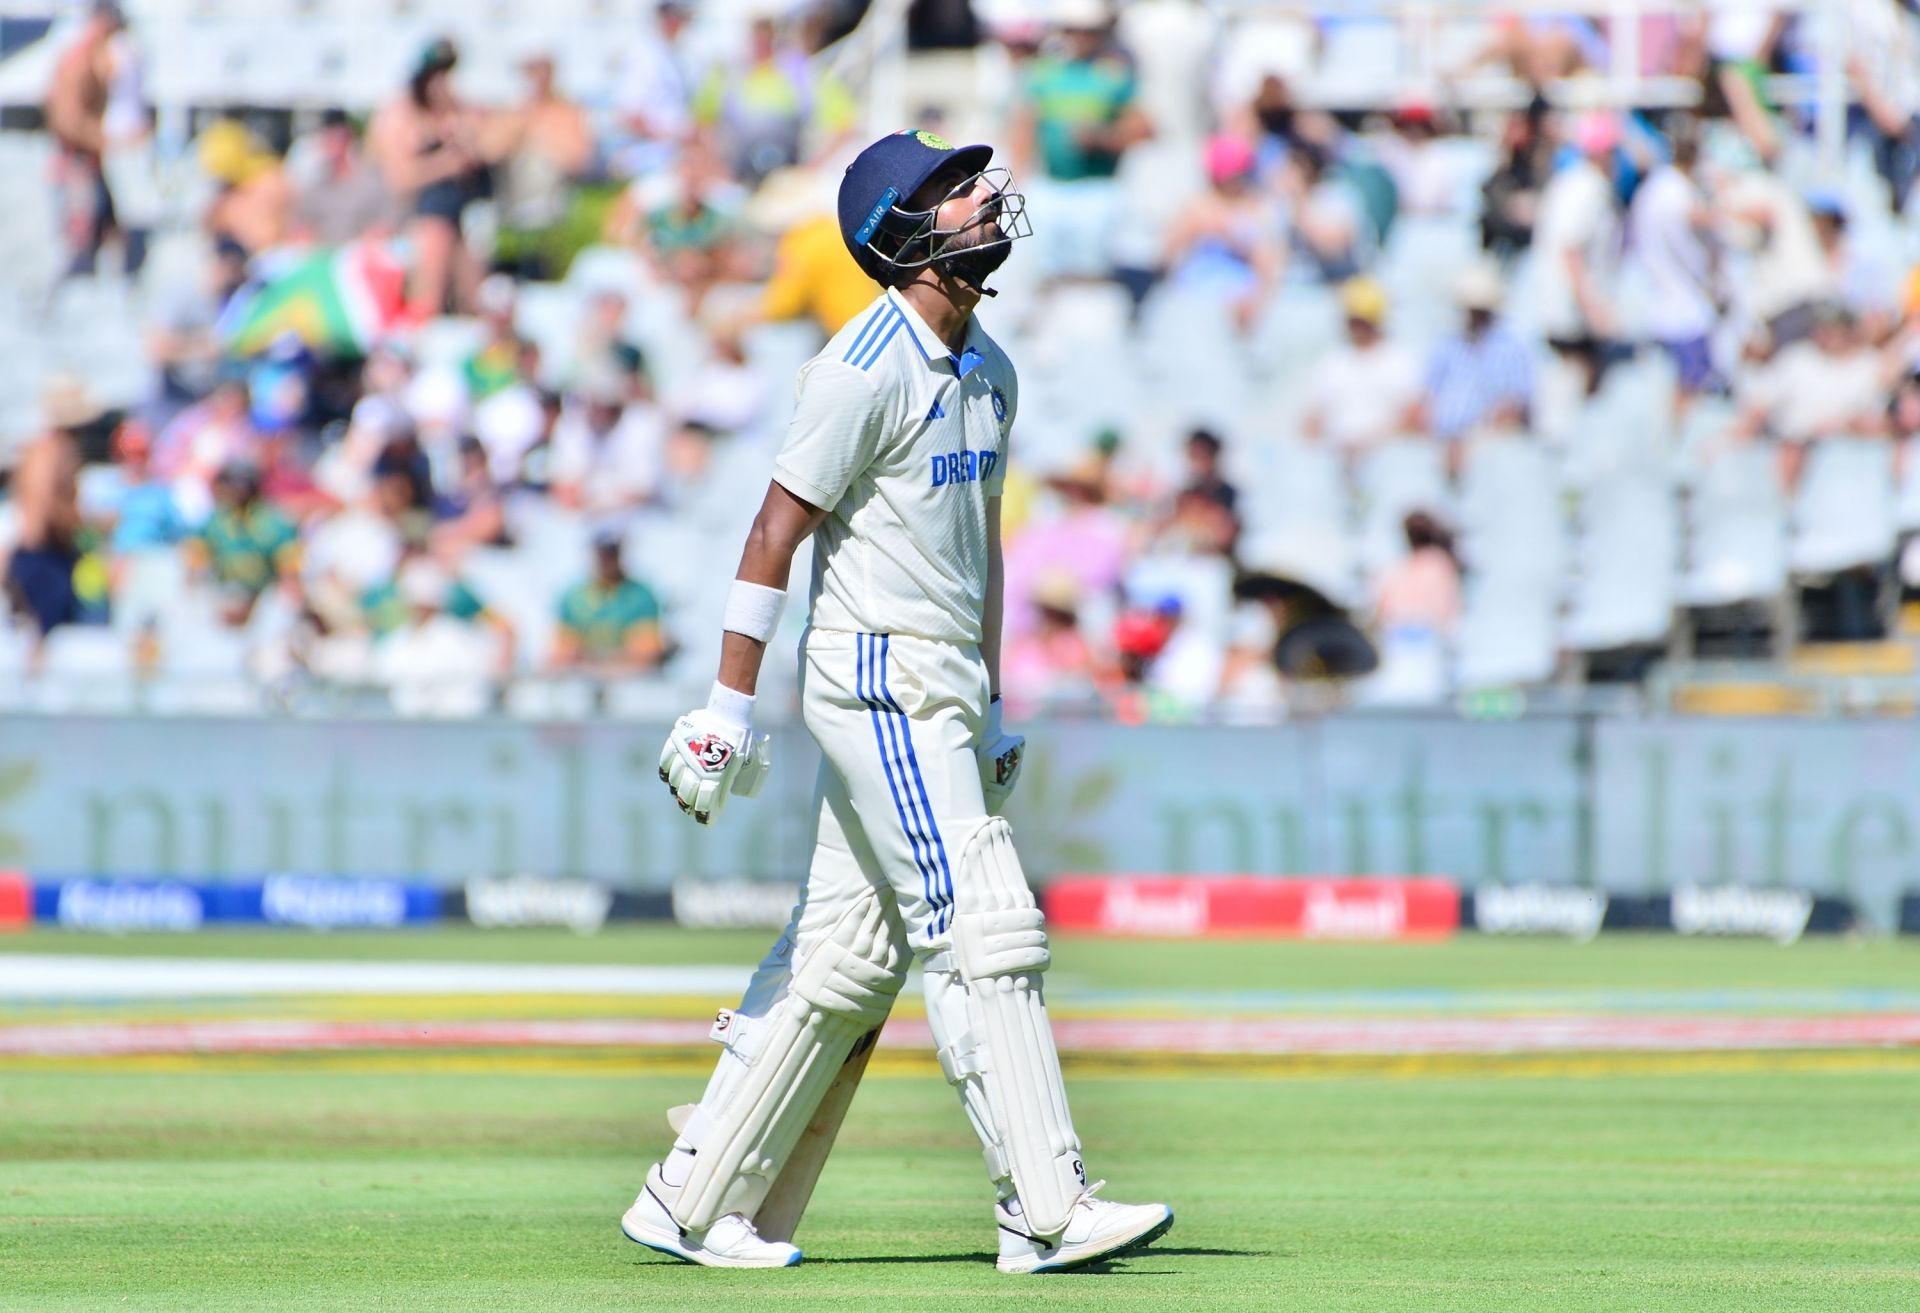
1000;1209;1176;1275
620;1216;804;1269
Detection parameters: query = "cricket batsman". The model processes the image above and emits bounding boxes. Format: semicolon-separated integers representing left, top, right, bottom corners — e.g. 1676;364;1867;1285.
621;129;1174;1273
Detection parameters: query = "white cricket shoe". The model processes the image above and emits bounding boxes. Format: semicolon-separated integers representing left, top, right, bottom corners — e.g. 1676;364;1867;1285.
995;1181;1175;1274
620;1165;802;1269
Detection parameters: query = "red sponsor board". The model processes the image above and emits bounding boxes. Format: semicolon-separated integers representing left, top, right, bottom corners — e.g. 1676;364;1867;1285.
1044;876;1459;940
0;872;28;931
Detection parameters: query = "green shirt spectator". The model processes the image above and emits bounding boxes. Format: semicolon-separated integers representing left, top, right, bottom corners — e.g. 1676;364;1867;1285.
193;501;299;596
362;575;486;636
1019;48;1140;181
552;536;667;672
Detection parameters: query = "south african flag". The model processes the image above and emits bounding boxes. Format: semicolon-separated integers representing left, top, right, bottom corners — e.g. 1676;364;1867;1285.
218;240;406;359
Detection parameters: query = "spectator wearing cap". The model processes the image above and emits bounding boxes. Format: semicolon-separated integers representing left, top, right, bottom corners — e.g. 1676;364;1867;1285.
1532;111;1624;389
550;533;666;674
370;38;490;318
1628;121;1721;403
1008;0;1154;281
1808;190;1901;345
197;117;294;256
1377;100;1458;218
489;54;595;282
287;109;393;248
185;461;300;624
549;366;666;516
1302;276;1424;456
1420;259;1533;447
1162;135;1280;333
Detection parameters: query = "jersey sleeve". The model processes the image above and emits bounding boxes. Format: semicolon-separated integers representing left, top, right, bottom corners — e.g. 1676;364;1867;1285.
771;358;889;512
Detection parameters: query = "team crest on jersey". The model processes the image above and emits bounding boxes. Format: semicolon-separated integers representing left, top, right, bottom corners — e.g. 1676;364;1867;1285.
687;734;732;772
990;387;1007;422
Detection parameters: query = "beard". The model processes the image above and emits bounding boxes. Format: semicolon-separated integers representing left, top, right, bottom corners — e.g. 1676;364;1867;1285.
936;214;1012;289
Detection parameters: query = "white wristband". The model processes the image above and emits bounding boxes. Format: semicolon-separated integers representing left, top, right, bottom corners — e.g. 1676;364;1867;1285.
722;580;786;642
707;681;755;735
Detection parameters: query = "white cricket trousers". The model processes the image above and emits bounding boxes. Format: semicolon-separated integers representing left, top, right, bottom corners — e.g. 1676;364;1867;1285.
794;626;994;955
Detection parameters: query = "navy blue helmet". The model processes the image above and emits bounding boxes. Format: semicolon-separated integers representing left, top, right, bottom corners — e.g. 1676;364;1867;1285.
837;129;1030;291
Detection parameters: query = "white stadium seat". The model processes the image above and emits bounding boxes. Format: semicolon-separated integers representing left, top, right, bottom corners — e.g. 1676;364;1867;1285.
1791;440;1897;574
1680;444;1787;607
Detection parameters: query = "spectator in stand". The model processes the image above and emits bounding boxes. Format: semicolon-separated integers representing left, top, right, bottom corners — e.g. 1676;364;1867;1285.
185;461;300;625
463;275;525;403
1279;140;1373;283
154;374;258;523
1302;276;1423;457
1237;74;1302;178
550;367;665;517
614;0;697;177
4;424;88;638
197;118;293;256
1377;101;1458;219
370;557;498;717
747;170;876;336
370;38;490;319
1736;303;1893;488
490;54;595;282
1373;511;1462;637
1714;142;1828;353
472;338;550;486
1420;260;1533;451
1479;101;1553;259
85;420;183;631
568;288;642;391
1161;135;1280;334
1532;111;1624;392
1629;119;1721;405
432;435;508;556
1849;52;1920;219
288;110;393;247
608;144;746;316
693;16;855;187
1807;191;1902;345
363;548;514;677
1001;571;1098;711
550;531;667;674
145;238;248;425
1003;452;1130;642
44;2;126;281
1180;427;1238;516
1008;0;1154;281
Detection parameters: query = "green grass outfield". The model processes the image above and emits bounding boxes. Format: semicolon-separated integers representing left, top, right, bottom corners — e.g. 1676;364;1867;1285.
4;932;1920;1310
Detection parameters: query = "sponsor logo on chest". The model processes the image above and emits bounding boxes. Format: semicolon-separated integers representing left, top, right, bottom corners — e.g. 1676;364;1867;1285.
930;448;998;488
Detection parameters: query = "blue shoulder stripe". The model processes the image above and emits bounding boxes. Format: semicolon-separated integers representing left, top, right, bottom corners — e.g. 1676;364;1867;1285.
841;304;890;364
854;306;908;371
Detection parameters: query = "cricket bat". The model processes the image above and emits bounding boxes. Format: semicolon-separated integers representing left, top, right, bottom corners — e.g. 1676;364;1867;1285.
752;1027;880;1243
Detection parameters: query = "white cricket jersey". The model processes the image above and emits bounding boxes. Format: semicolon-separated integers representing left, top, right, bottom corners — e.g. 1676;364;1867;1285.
772;287;1016;645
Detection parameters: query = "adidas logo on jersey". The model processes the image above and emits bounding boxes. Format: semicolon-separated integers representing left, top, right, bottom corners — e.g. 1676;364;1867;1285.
930;449;998;488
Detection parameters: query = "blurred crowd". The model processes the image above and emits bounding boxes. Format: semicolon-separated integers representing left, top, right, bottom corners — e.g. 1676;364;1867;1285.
8;1;1920;720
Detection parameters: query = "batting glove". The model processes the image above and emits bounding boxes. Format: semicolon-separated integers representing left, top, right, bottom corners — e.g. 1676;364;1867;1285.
976;697;1025;815
659;686;772;826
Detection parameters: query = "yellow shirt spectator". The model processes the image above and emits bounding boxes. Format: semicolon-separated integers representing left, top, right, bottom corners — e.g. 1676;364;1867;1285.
759;214;877;337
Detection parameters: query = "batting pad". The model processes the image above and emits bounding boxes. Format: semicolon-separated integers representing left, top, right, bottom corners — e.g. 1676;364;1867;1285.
672;898;907;1231
946;818;1086;1239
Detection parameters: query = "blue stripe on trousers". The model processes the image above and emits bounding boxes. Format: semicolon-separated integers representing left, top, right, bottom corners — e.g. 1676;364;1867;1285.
858;633;938;928
876;635;956;933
